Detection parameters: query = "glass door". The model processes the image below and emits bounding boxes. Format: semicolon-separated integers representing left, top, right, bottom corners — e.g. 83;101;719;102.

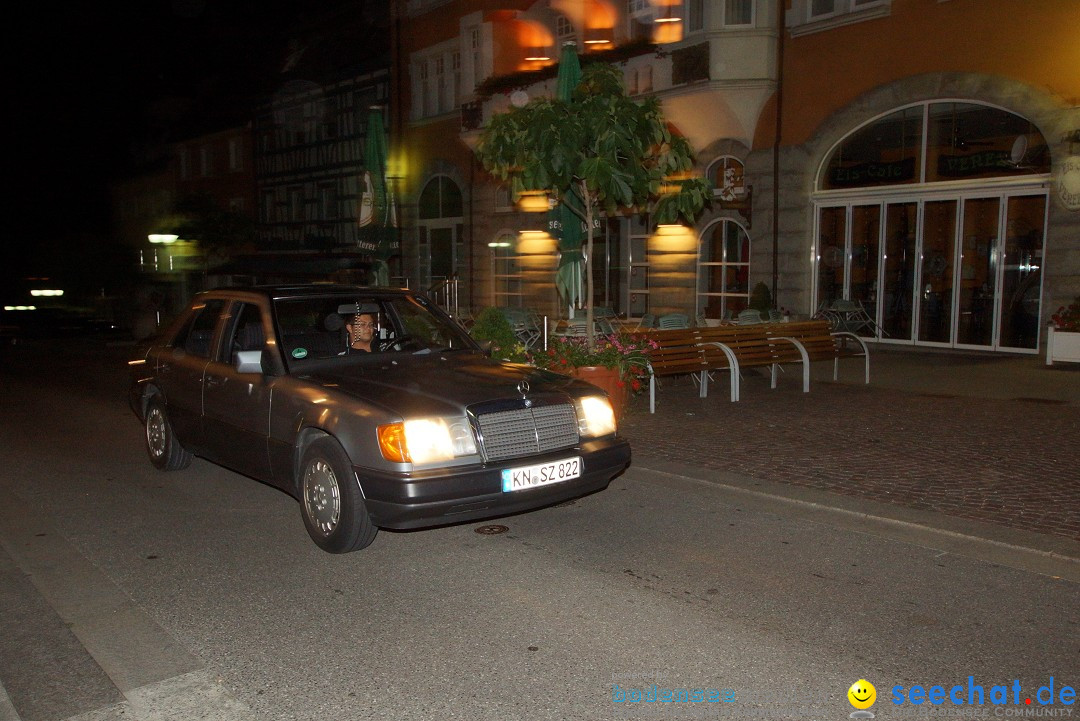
998;195;1046;350
849;204;881;326
881;202;917;341
917;200;958;344
956;197;999;347
816;206;847;312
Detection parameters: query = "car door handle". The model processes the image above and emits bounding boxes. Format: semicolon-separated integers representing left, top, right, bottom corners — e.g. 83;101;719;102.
206;375;225;387
159;363;171;373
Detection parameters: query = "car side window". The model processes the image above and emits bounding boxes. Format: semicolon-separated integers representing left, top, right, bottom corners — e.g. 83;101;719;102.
172;299;226;358
225;303;266;365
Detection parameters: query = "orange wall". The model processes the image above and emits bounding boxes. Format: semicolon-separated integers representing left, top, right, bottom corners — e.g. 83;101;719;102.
756;0;1080;148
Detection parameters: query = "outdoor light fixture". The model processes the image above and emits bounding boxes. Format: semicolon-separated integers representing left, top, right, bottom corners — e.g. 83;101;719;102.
488;241;512;248
29;289;64;297
148;234;179;244
654;3;682;22
524;46;551;61
4;306;37;311
517;190;552;212
651;224;694;247
584;27;613;45
517;230;556;255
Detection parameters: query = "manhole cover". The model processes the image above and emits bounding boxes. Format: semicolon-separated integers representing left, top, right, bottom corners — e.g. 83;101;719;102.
474;524;509;535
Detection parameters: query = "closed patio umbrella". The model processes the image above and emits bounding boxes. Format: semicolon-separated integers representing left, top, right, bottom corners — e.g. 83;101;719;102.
551;42;586;316
357;107;397;286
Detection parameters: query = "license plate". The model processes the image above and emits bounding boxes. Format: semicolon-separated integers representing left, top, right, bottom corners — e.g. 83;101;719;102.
501;457;582;492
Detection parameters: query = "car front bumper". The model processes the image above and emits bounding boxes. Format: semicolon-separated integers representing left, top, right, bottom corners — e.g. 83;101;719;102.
357;437;631;529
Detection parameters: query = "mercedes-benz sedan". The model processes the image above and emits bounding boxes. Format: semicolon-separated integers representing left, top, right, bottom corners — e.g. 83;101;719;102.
129;285;630;552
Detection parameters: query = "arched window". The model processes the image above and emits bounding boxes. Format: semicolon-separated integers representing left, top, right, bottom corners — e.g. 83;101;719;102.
708;156;746;201
697;219;751;320
419;175;463;219
820;102;1048;191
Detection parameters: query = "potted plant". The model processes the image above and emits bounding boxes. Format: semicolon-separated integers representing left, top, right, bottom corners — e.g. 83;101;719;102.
1047;296;1080;365
529;333;657;419
469;307;528;363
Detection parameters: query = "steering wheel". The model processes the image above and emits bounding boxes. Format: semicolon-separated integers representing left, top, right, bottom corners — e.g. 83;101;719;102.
376;335;415;352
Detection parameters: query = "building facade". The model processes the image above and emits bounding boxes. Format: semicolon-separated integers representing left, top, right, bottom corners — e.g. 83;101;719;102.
396;0;1079;356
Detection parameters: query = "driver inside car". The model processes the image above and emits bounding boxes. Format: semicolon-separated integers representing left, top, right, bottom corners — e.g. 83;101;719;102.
345;311;377;353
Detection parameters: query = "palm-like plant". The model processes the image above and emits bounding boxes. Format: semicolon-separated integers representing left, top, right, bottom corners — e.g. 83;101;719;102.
476;63;710;346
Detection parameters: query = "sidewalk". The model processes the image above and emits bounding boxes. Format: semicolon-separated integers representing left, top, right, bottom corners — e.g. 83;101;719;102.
618;344;1080;553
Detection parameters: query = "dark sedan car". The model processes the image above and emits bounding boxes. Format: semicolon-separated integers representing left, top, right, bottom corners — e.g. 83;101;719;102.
129;285;630;552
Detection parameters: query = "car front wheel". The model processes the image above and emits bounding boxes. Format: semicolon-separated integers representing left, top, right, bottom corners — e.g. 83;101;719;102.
299;437;377;553
145;398;192;471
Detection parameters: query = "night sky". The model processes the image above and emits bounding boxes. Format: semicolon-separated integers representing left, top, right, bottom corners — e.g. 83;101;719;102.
6;1;304;301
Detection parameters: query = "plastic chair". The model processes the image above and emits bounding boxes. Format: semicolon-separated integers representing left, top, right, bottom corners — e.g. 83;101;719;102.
657;313;690;330
635;313;656;330
829;298;881;336
737;309;764;324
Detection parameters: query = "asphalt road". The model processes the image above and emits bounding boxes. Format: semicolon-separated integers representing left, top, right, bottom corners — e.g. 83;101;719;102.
0;341;1076;721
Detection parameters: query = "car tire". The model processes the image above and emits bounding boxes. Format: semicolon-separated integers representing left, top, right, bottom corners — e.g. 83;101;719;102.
299;437;377;553
145;398;193;471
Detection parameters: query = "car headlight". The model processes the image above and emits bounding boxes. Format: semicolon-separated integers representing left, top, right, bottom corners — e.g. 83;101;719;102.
377;417;477;463
576;395;617;438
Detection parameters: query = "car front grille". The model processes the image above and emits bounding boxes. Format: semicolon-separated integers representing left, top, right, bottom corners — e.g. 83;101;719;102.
474;403;579;462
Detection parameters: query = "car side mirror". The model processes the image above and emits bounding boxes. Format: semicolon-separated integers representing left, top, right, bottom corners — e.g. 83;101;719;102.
235;350;264;374
478;339;494;357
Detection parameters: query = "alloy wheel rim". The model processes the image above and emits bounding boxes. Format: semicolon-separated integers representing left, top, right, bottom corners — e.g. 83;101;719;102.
304;459;341;536
147;408;166;458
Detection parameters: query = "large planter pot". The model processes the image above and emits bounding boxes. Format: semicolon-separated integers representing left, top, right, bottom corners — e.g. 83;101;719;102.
571;365;629;420
1047;326;1080;365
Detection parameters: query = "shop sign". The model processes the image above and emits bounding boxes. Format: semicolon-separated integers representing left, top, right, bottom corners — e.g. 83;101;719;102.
829;157;915;186
937;151;1011;177
1056;155;1080;211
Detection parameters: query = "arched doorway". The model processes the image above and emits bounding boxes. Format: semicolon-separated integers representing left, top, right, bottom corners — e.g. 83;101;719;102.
417;175;464;289
813;101;1050;352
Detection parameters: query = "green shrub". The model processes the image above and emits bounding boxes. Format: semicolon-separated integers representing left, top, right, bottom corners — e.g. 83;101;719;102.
749;282;773;313
469;308;527;361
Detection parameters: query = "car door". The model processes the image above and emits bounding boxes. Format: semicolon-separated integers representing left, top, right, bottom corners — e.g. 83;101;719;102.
201;300;273;481
155;298;227;453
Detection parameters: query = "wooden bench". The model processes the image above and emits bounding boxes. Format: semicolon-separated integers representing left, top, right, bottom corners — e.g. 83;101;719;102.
642;325;802;410
640;328;723;413
640;320;870;412
764;320;870;386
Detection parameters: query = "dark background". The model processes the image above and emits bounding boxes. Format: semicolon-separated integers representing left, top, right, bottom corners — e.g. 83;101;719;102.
6;1;306;303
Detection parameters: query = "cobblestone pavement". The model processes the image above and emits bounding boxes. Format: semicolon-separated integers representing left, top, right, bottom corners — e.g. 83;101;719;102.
618;371;1080;543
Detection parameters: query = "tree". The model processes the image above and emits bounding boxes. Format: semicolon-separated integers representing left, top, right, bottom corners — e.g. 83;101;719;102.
162;192;256;266
476;62;710;346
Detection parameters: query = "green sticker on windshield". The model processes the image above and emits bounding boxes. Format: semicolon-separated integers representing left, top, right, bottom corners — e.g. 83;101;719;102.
291;347;308;359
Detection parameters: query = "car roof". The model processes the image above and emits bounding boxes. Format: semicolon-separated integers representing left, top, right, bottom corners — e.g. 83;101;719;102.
199;285;415;302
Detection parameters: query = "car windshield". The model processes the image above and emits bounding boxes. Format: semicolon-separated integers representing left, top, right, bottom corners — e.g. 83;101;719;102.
274;293;475;368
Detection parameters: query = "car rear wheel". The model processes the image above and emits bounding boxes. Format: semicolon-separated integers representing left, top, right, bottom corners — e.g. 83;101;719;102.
145;398;192;471
300;437;377;553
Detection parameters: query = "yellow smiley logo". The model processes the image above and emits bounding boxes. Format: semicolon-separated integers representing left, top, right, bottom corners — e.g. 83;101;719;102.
848;679;877;710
